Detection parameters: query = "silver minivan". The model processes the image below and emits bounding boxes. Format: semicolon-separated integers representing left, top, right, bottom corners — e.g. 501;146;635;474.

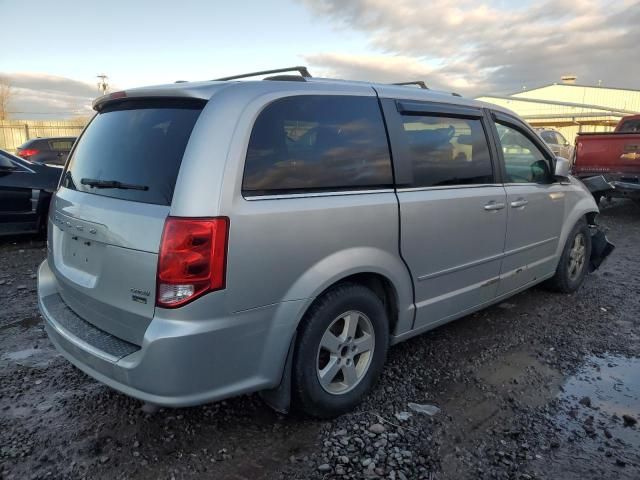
37;67;613;417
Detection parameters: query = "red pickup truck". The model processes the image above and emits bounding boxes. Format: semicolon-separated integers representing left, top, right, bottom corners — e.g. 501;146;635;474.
572;115;640;203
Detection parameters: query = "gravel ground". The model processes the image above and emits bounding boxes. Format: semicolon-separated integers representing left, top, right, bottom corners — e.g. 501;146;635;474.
1;199;639;480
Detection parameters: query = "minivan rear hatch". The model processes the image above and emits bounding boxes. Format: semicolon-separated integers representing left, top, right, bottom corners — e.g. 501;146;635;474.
49;98;205;345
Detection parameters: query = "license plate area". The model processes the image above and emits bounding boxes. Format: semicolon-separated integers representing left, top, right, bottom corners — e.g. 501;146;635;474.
61;233;104;276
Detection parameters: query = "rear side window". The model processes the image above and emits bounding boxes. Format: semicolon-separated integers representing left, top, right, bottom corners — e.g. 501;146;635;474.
242;95;392;195
400;115;493;187
62;100;203;205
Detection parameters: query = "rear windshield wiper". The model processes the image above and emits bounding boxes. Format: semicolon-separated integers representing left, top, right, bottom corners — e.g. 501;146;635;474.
80;178;149;191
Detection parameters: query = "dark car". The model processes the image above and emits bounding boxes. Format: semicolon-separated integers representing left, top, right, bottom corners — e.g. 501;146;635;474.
16;137;76;166
0;149;61;235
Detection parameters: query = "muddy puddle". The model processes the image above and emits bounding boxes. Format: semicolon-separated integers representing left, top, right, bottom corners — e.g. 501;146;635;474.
537;354;640;479
0;315;41;332
1;347;58;368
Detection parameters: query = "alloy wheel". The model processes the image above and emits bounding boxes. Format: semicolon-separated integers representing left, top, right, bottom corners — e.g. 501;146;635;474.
316;310;375;395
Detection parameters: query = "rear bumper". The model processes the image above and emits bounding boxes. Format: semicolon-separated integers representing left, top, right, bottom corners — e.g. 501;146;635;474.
38;259;306;407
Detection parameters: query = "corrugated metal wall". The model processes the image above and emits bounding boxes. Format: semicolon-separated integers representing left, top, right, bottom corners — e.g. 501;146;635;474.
0;120;86;152
513;84;640;113
476;84;640;143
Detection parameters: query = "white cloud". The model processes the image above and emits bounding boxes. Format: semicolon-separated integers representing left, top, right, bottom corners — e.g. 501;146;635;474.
301;0;640;95
306;52;482;93
0;73;98;119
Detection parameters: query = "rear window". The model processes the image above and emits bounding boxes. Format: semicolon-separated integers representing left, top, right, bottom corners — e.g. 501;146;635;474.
62;100;204;205
619;120;640;133
18;139;44;149
242;95;393;195
49;139;75;151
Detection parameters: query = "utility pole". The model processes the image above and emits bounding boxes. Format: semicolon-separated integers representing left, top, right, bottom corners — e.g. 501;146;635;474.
97;74;109;96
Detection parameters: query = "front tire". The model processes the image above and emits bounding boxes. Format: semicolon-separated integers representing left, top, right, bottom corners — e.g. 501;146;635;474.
292;283;389;418
547;219;592;293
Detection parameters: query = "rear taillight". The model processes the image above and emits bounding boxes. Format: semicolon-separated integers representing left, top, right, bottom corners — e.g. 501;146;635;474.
17;148;39;159
156;217;229;308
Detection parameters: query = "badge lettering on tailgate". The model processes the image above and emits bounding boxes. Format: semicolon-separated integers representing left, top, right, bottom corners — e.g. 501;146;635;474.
130;288;151;304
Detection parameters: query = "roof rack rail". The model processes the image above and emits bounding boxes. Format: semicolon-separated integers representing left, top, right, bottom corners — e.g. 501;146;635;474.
393;81;429;90
263;74;307;82
214;66;312;82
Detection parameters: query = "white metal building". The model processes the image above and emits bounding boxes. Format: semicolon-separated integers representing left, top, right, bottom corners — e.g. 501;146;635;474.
476;81;640;142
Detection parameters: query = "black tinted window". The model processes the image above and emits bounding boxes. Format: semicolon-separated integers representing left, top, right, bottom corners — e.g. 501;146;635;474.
242;95;392;195
62;100;203;205
400;115;493;187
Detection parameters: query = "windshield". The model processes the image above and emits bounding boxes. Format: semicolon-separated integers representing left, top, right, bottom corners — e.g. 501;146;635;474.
62;99;204;205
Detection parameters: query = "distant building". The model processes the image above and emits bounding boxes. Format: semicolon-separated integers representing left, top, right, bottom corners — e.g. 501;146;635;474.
476;79;640;142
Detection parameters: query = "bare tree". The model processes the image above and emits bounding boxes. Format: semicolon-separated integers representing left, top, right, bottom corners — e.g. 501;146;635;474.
0;76;12;120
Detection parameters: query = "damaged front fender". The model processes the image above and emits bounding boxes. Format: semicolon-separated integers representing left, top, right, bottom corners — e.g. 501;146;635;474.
589;225;615;272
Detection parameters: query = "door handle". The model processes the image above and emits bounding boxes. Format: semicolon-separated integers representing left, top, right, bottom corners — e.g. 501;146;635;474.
484;201;506;211
510;198;529;208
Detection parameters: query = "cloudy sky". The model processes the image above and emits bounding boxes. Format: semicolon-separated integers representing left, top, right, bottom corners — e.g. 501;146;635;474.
1;0;639;119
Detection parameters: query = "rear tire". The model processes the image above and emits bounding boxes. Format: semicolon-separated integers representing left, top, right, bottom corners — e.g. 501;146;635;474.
546;218;591;293
292;283;389;418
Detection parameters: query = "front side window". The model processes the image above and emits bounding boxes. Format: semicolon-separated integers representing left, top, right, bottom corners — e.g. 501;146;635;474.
400;115;493;187
242;95;392;195
0;153;15;169
0;151;27;171
495;122;552;184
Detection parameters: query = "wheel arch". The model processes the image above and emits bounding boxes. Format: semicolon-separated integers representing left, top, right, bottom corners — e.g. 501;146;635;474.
555;195;599;262
283;247;414;337
260;266;412;414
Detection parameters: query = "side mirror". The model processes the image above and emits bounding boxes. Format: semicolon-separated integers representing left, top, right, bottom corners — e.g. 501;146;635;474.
554;156;571;179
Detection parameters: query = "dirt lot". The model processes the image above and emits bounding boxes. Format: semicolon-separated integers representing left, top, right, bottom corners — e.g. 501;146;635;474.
1;200;639;480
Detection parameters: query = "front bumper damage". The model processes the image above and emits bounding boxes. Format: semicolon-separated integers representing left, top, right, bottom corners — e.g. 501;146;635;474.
588;223;615;272
581;174;640;200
